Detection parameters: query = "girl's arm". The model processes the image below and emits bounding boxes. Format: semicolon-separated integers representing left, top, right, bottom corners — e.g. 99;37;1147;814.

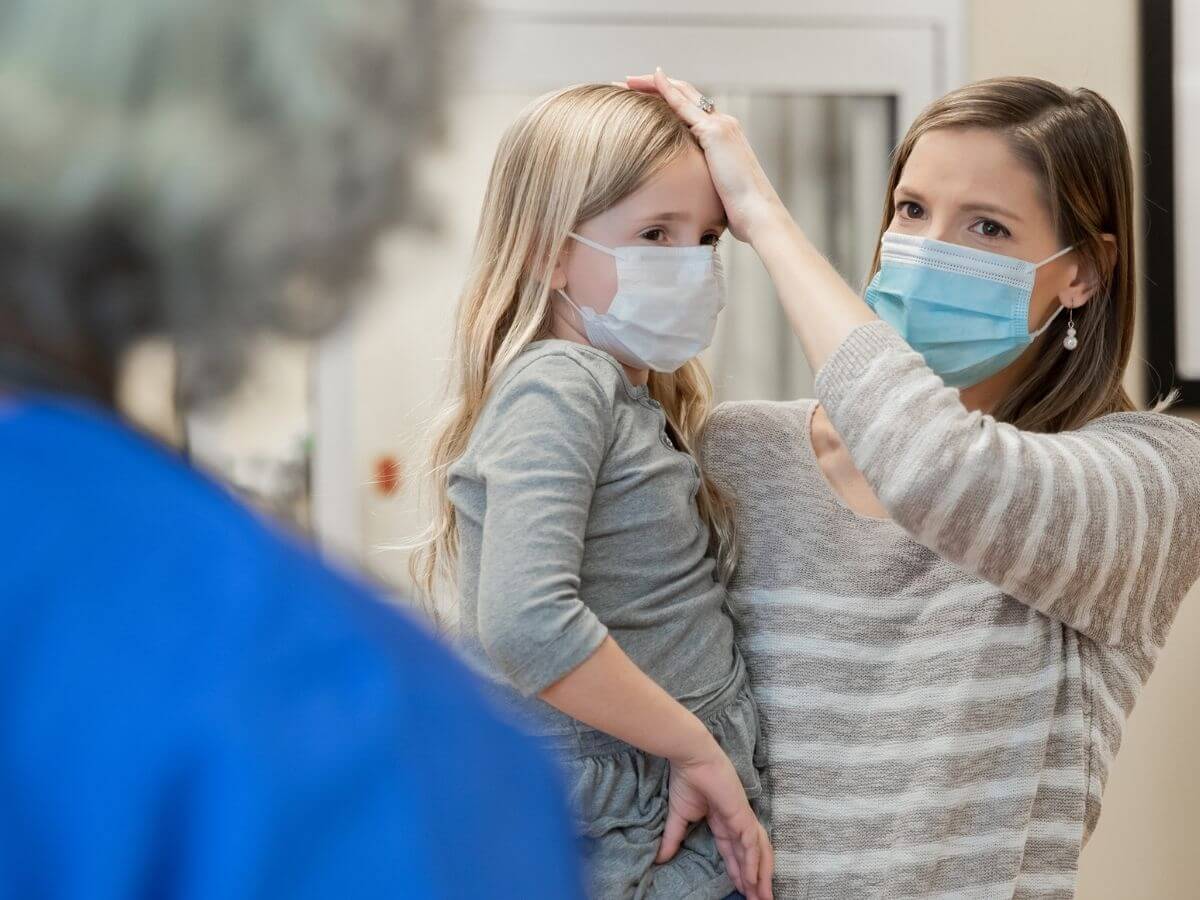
539;636;715;762
541;634;773;899
475;350;772;899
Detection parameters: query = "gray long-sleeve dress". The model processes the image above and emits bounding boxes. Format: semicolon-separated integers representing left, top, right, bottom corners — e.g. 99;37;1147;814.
449;339;765;900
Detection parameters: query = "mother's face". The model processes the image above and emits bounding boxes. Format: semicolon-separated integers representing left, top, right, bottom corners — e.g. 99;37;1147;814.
886;127;1095;331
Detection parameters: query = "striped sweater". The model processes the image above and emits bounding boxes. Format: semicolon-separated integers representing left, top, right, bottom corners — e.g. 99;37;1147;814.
702;321;1200;899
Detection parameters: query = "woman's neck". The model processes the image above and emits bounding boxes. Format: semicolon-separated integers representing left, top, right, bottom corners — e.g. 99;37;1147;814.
958;343;1042;415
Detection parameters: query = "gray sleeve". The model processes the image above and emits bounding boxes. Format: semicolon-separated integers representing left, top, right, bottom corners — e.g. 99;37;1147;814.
815;320;1200;654
473;352;612;696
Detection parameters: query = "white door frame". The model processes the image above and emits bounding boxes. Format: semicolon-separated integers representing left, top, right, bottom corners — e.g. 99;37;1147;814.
312;0;968;556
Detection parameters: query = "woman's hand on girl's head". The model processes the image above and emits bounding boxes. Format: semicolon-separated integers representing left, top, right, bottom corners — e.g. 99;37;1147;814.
658;741;774;900
625;68;790;248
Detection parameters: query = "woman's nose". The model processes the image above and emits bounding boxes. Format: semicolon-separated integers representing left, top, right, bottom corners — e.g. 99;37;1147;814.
923;218;956;243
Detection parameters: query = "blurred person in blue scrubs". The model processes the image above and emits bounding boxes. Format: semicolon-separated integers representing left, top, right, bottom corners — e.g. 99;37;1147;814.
0;1;584;898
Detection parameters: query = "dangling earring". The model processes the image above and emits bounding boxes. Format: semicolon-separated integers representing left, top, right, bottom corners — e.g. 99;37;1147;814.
1063;307;1078;351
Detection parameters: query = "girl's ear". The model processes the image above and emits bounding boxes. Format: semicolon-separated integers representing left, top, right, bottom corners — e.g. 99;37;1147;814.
549;243;570;291
1060;233;1117;309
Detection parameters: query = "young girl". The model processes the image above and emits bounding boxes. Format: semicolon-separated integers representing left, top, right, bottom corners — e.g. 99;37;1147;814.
412;85;772;900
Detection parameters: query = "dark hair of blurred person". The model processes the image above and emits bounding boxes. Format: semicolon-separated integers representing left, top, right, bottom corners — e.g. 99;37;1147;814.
0;1;584;897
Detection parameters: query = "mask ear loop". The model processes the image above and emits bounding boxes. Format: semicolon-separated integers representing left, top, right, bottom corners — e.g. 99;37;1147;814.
1031;303;1066;338
558;232;616;319
556;287;590;319
1033;243;1077;268
1031;242;1080;343
567;231;619;257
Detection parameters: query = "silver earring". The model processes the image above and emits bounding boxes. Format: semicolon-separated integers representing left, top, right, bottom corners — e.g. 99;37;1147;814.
1063;308;1078;351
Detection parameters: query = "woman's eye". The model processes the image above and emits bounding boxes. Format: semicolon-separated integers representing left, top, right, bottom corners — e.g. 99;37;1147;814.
896;201;924;219
640;228;665;242
969;218;1011;239
701;232;723;246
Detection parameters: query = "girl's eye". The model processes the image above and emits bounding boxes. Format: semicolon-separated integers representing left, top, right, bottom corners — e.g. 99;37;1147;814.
639;228;666;242
896;201;924;220
969;218;1011;239
701;232;723;246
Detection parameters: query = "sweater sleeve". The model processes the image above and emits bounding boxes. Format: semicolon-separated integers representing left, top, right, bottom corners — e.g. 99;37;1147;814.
814;320;1200;653
472;352;612;696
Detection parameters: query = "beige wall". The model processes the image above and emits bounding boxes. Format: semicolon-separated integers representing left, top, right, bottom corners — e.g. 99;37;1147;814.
970;1;1200;896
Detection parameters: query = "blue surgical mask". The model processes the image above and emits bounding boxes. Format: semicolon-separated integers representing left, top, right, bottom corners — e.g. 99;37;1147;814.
864;232;1074;388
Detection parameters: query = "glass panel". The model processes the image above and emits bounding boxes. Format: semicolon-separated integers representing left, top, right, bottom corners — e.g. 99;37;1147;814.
704;93;894;402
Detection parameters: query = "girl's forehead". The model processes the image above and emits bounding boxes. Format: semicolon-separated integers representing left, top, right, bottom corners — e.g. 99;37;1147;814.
615;148;725;222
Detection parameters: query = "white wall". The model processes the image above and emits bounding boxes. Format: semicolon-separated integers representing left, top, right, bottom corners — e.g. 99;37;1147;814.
970;1;1200;895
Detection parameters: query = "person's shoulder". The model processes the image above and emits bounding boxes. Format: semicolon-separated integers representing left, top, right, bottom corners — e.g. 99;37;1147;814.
0;395;571;795
1082;407;1200;488
0;399;584;895
0;394;289;553
498;340;633;401
0;396;387;645
705;398;817;453
479;341;638;437
1083;408;1200;457
702;398;818;486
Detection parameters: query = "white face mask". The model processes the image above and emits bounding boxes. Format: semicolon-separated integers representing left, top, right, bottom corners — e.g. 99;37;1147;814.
556;231;726;373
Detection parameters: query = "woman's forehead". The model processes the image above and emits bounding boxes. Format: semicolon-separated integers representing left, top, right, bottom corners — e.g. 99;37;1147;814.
900;128;1044;211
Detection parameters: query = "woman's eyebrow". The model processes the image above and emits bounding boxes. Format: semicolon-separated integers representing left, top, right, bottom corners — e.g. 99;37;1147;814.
893;184;925;202
962;202;1024;224
893;186;1024;224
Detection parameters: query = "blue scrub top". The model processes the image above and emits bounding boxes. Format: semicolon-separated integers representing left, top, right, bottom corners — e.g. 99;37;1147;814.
0;395;584;900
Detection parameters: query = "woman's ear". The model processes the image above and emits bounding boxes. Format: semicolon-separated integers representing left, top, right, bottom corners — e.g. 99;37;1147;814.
1060;233;1117;310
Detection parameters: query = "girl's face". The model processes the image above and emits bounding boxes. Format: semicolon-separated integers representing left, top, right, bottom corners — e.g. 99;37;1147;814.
552;144;727;318
887;127;1105;331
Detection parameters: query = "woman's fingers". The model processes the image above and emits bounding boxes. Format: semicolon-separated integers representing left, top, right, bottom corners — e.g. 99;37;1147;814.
624;72;704;104
652;68;707;127
624;69;709;127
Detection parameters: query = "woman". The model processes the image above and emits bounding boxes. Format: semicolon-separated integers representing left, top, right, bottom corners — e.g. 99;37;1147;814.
626;69;1200;897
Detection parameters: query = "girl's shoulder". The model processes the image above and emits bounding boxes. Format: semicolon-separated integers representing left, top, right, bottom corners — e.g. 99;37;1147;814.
495;339;649;405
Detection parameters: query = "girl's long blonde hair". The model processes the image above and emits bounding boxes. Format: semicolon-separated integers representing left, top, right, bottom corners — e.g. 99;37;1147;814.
411;83;736;605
